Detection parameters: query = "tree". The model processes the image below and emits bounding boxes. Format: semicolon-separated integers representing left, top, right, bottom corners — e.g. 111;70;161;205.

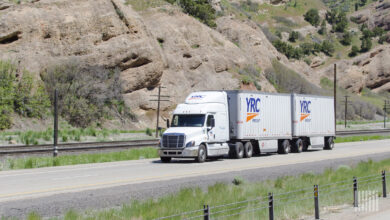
340;31;352;45
349;45;359;57
289;31;299;42
335;12;348;32
360;37;372;52
304;8;320;27
299;42;313;55
373;27;385;37
360;0;367;6
318;20;327;35
321;40;335;56
355;3;359;11
326;9;338;24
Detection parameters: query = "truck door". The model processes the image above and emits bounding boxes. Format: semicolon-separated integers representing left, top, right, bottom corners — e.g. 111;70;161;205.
206;114;216;142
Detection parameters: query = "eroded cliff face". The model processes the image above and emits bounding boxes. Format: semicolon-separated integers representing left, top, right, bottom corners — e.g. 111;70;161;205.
1;0;389;128
320;45;390;93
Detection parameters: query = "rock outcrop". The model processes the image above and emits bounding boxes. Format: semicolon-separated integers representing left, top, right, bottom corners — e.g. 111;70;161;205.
319;45;390;93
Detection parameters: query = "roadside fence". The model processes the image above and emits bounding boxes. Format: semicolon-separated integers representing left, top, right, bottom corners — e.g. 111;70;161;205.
155;170;388;220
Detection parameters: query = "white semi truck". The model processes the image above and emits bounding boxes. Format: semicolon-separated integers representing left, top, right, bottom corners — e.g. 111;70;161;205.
159;91;335;163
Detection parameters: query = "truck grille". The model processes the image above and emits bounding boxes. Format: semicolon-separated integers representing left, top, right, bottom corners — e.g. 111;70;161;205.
162;134;185;148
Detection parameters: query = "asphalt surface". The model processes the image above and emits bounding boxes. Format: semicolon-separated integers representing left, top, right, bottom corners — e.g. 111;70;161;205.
1;140;390;218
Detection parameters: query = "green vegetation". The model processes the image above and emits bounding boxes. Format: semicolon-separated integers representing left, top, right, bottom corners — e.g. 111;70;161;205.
349;45;359;57
318;20;327;35
125;0;167;11
340;31;352;45
288;31;299;42
304;8;320;26
0;147;158;170
265;59;322;94
165;0;217;27
0;61;50;130
0;127;151;145
41;62;134;128
237;65;262;90
335;135;390;143
28;158;390;219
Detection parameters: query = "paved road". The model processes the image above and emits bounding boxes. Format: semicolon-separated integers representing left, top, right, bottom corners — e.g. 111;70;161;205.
1;140;390;218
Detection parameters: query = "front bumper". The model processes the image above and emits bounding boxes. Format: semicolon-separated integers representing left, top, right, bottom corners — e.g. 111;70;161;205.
159;146;198;158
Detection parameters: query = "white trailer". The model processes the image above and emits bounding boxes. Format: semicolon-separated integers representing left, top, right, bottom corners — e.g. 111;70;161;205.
159;91;335;163
291;94;335;152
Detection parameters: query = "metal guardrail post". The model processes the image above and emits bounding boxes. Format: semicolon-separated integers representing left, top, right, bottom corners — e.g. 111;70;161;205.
353;177;358;207
203;205;209;220
268;192;274;220
314;185;320;220
382;170;387;198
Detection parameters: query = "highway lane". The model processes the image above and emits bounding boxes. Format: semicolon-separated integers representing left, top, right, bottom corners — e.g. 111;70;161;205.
1;140;390;203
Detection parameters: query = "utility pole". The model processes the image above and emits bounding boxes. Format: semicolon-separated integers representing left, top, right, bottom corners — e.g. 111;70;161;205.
334;64;337;132
340;95;352;128
53;89;58;157
384;100;390;128
150;86;170;138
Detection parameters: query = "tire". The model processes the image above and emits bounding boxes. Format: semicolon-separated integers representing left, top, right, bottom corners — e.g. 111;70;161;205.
244;142;253;158
293;139;303;153
235;142;244;159
279;140;291;154
195;144;207;163
160;157;171;163
324;137;334;150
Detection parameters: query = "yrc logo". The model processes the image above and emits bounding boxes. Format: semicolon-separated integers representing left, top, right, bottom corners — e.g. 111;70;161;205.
246;97;261;122
300;100;311;122
188;95;204;100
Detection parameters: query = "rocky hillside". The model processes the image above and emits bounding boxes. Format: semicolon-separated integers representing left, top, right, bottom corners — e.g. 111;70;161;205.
1;0;390;130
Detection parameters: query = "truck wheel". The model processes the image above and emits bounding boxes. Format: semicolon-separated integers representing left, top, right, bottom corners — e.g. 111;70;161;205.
324;137;334;150
195;144;207;163
244;142;253;158
160;157;171;163
279;140;291;154
235;142;244;159
293;139;303;153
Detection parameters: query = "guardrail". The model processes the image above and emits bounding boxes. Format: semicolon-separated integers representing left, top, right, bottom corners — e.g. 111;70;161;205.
0;139;159;155
1;129;390;156
155;171;388;220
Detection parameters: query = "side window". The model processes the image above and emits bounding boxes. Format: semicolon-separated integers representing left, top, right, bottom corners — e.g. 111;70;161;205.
206;115;214;127
172;115;178;126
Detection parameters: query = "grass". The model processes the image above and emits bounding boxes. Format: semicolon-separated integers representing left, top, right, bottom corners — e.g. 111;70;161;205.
335;135;390;143
25;158;390;219
0;147;158;171
0;127;155;145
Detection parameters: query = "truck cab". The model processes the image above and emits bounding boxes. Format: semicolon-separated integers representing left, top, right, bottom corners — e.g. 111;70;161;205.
159;91;230;163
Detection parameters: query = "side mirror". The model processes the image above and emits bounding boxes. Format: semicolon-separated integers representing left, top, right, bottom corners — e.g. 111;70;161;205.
166;119;170;128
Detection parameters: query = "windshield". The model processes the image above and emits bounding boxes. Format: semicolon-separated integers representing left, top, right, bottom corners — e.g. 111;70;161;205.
171;114;205;127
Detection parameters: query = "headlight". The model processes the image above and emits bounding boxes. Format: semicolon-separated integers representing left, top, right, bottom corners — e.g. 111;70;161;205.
186;141;195;147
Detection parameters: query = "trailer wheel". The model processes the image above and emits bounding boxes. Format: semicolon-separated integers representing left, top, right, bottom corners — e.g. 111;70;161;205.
235;142;244;159
160;157;171;163
293;139;303;153
244;142;253;158
279;140;291;154
195;144;207;163
324;137;334;150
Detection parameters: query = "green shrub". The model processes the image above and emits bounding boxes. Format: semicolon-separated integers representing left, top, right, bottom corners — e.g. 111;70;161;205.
166;0;216;27
240;75;251;85
304;8;320;27
378;35;388;44
0;61;15;130
41;62;133;127
360;36;372;52
265;59;323;95
272;40;303;60
318;20;327;35
340;31;352;45
0;60;50;130
321;40;335;56
288;31;299;42
145;128;153;136
349;45;359;57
